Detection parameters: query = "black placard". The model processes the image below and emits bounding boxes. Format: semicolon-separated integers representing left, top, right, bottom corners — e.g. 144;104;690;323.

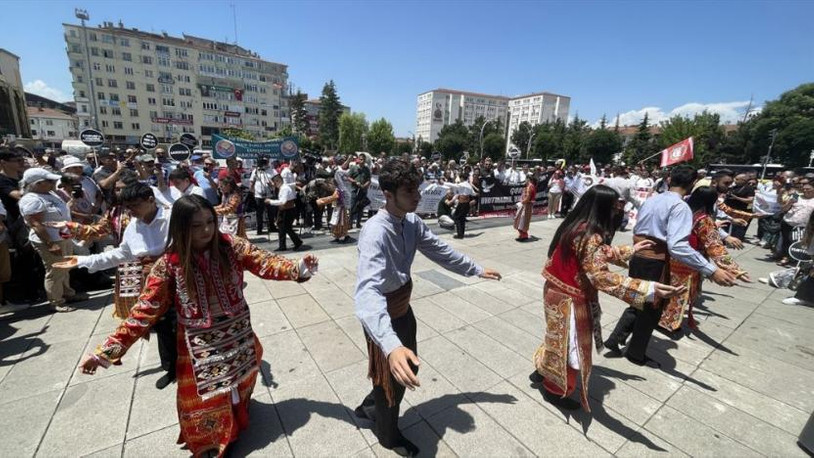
140;133;158;150
79;129;105;147
168;143;190;162
179;133;198;149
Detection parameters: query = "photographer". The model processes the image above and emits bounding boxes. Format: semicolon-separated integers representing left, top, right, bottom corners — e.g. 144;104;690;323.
348;154;371;229
249;156;277;235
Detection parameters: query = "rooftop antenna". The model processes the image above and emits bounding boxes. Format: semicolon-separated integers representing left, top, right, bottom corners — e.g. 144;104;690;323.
231;3;238;45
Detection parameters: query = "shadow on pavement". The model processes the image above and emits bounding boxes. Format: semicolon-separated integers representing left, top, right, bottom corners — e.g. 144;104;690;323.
0;322;49;366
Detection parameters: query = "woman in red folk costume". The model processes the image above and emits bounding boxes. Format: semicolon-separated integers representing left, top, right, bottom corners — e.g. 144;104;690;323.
659;186;749;331
514;173;537;241
531;185;685;411
78;195;319;457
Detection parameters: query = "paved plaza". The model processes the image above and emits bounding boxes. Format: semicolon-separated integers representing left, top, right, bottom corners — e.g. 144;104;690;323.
1;216;812;457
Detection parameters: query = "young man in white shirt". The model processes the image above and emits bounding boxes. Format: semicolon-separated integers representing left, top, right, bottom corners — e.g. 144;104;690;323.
265;174;303;251
156;167;206;206
52;182;178;389
249;157;278;235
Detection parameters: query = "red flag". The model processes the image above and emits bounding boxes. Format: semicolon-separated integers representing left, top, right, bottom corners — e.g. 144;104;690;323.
660;137;694;167
233;89;243;101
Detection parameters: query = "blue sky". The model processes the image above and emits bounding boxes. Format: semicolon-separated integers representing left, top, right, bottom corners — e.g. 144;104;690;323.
6;0;812;136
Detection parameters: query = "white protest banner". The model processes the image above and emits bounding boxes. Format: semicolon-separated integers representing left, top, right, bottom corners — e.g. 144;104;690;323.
753;188;780;215
367;176;447;214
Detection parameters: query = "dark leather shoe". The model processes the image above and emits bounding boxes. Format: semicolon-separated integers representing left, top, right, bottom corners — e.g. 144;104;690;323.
155;372;176;390
603;339;622;355
543;390;580;410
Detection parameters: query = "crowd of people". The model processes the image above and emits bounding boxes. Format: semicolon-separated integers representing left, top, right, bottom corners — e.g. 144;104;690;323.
3;141;813;457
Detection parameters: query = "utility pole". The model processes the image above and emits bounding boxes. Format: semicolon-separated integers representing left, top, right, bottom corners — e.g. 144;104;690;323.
75;8;99;130
526;132;536;160
760;128;778;180
479;120;492;159
809;149;814;168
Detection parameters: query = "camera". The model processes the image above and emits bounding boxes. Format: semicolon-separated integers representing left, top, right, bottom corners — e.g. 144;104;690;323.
257;156;269;168
302;151;321;166
71;184;84;199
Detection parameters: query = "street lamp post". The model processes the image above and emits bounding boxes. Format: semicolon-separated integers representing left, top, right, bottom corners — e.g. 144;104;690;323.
407;130;415;154
75;8;99;130
809;149;814;168
479;120;493;159
760;128;778;180
526;132;536;160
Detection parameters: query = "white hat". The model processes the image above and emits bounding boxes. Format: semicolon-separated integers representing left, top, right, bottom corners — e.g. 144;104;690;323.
60;155;84;171
21;168;61;186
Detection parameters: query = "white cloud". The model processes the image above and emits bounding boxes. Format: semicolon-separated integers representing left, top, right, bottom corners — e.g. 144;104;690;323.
24;80;71;103
596;101;761;128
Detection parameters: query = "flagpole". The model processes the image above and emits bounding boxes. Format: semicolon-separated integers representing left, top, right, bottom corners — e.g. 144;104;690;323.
637;150;663;165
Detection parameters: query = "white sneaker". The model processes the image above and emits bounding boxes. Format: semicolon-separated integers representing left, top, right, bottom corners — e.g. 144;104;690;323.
782;297;812;305
759;277;768;284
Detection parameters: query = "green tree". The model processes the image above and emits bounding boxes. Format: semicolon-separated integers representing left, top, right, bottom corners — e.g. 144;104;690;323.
467;116;504;156
530;119;566;160
658;111;725;166
481;132;506;161
434;120;469;160
510;121;534;157
563;115;589;162
584;117;623;164
221;128;255;141
367;118;396;155
418;140;433;158
289;90;309;135
624;113;657;164
392;141;413;155
338;112;368;154
318;80;342;150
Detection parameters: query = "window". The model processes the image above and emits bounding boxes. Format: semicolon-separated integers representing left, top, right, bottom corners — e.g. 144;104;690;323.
112;107;121;116
131;123;140;130
161;84;173;94
90;47;99;56
89;32;97;41
148;97;157;105
175;61;189;70
179;87;192;96
78;90;86;98
126;81;135;90
107;79;117;88
130;109;139;117
102;34;114;44
45;120;53;126
99;106;107;114
175;48;188;58
158;57;170;67
146;83;155;92
113;121;123;129
142;56;153;65
109;93;120;102
124;67;134;75
47;130;56;137
31;129;37;135
141;41;150;50
95;77;104;87
150;111;158;119
101;120;108;128
105;64;115;72
103;49;114;58
97;92;105;100
144;69;154;78
120;38;129;47
202;102;217;110
162;98;175;107
30;119;35;125
122;52;132;61
93;62;101;71
126;95;136;104
69;29;77;37
155;45;170;54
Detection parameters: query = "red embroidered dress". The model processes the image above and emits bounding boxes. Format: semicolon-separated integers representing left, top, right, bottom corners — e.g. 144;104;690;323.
93;235;306;457
659;213;746;331
535;233;651;411
513;181;536;237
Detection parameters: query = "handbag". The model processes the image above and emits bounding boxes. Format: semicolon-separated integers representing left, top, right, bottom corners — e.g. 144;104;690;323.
219;215;240;235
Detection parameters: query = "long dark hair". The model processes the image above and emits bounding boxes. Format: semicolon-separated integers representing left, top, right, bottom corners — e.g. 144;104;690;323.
548;184;620;259
166;195;229;297
687;186;718;216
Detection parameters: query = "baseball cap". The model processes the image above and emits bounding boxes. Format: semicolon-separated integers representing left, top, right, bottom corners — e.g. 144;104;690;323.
138;154;156;162
21;168;62;186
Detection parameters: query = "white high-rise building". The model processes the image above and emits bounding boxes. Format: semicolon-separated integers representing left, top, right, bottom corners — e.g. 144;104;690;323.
415;88;509;144
507;91;570;139
63;20;290;148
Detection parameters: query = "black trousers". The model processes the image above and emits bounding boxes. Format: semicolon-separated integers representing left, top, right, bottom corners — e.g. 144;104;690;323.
453;202;470;238
153;308;177;374
278;207;302;250
358;308;418;447
254;197;276;233
310;198;324;229
350;188;368;226
780;220;794;258
607;256;666;361
561;192;574;216
730;223;747;241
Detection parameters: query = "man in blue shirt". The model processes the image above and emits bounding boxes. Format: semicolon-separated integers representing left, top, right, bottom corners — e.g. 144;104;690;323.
354;158;501;456
605;165;738;366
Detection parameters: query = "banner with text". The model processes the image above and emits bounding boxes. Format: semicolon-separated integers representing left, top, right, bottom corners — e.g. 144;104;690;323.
211;133;300;161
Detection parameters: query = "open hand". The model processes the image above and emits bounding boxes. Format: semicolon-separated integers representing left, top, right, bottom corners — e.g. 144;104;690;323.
724;236;744;250
479;268;502;281
633;240;655;252
653;283;688;299
302;254;319;273
710;268;737;287
78;354;101;375
52;256;79;269
388;346;420;390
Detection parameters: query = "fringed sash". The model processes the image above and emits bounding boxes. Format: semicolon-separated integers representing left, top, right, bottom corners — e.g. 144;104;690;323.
366;281;412;407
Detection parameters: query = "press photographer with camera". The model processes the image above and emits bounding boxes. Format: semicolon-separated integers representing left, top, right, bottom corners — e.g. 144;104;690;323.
249;156;278;235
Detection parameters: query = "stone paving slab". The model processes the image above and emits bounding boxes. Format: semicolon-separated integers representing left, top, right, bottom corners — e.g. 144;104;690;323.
1;217;812;457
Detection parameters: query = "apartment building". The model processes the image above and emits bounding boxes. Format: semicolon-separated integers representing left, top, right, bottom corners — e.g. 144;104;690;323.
63;21;290;147
302;97;351;137
415;88;509;144
27;106;78;147
0;48;31;138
